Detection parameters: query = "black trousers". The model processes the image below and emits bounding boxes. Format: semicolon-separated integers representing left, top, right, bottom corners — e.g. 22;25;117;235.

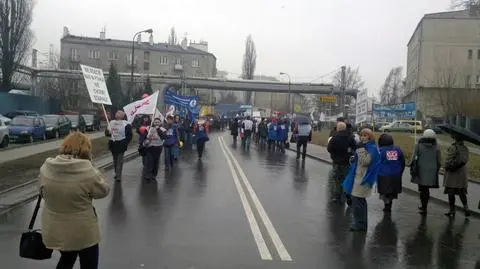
296;136;308;158
56;244;99;269
142;146;162;180
197;140;206;158
418;185;430;209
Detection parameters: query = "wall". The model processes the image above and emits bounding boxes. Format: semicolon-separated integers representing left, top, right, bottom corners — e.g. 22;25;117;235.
419;18;480;88
0;93;60;115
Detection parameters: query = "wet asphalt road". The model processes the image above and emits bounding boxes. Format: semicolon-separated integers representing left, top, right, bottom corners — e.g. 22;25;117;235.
1;133;480;269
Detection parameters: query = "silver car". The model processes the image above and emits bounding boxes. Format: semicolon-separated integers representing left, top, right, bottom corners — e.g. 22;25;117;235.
0;115;10;148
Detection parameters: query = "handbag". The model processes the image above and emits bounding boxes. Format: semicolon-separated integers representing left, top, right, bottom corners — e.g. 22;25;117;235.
19;195;53;260
409;145;420;177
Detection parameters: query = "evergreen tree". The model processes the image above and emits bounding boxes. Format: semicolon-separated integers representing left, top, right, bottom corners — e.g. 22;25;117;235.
106;62;123;111
144;76;153;95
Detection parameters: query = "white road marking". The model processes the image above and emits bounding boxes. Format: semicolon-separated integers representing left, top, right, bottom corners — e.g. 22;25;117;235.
219;137;293;261
218;137;273;260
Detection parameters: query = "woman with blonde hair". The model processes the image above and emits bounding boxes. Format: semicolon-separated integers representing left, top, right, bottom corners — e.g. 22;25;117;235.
343;128;381;232
39;132;110;269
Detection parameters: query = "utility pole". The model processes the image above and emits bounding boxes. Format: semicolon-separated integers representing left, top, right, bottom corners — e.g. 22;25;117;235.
340;65;346;119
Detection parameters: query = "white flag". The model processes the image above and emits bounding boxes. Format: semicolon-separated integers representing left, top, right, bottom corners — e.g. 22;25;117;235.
123;91;159;123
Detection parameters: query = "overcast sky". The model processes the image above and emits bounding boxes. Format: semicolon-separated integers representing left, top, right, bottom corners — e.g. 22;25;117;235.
31;0;452;96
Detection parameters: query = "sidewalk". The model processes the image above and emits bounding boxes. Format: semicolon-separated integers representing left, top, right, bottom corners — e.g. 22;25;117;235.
289;142;480;215
0;148;138;215
0;131;104;164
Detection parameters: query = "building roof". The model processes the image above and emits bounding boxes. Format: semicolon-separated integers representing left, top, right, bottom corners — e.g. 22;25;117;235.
407;9;480;46
61;35;216;59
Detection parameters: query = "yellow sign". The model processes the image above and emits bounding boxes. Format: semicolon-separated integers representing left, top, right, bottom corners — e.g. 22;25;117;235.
320;96;337;103
294;104;301;113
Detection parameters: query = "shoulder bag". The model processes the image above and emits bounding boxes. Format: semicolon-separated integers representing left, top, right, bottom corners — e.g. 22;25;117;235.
19;194;53;260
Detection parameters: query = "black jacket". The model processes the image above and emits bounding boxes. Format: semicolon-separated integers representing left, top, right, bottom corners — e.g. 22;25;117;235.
327;130;357;165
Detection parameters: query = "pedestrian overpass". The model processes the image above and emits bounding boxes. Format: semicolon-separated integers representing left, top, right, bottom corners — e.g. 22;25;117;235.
20;66;358;96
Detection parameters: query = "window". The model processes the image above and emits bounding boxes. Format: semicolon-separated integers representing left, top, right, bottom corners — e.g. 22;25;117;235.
89;50;100;59
126;54;138;65
70;48;79;61
144;62;150;70
465;74;471;87
477;50;480;60
192;58;200;68
108;51;118;60
468;49;473;60
160;56;168;65
176;58;182;65
144;51;150;62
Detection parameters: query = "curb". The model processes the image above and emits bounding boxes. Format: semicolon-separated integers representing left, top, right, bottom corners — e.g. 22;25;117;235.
0;150;139;216
286;147;480;218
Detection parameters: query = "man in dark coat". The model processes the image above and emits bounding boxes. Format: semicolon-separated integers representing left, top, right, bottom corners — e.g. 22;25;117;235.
327;121;357;204
329;117;346;137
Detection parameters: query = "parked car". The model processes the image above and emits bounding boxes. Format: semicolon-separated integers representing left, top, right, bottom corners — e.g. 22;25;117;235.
0;114;11;125
82;114;100;131
379;120;423;133
65;114;86;132
0;117;9;148
4;110;39;119
9;116;47;143
42;114;72;139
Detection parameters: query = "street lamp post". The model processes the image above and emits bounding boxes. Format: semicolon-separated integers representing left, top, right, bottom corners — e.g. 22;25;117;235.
130;28;153;100
280;72;291;115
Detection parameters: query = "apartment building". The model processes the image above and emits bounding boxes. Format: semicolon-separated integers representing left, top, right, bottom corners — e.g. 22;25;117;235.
60;27;217;78
405;8;480;126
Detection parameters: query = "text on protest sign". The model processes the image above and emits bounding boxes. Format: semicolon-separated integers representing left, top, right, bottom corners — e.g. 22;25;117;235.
81;64;112;105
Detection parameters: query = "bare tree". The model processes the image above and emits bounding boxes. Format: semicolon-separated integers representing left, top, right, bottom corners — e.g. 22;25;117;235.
241;35;256;104
380;66;404;104
332;66;365;110
451;0;480;9
0;0;34;92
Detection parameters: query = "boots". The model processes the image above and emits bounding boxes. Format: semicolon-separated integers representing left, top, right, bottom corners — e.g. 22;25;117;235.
444;205;456;218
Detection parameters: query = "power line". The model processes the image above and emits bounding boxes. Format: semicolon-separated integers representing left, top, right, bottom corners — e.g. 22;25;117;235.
308;67;340;83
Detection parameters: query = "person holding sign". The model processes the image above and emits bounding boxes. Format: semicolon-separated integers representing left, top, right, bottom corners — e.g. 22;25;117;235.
142;118;166;180
105;111;133;181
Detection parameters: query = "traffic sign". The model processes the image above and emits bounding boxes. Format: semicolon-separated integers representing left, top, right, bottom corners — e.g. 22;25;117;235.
294;104;301;113
320;96;337;103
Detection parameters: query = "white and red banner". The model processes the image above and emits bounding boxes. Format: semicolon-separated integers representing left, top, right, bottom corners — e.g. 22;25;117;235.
123;91;159;123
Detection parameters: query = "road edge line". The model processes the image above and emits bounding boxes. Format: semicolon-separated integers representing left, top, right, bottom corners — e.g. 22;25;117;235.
217;137;273;261
0;150;139;216
220;137;293;262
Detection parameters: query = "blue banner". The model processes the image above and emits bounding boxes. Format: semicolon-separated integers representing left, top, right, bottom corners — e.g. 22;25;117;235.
164;88;200;120
372;102;416;121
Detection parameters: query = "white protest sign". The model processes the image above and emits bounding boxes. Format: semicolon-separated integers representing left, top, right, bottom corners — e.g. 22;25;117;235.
80;64;112;105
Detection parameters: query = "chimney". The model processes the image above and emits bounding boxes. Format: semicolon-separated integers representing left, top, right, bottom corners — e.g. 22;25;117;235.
100;27;106;40
62;26;70;37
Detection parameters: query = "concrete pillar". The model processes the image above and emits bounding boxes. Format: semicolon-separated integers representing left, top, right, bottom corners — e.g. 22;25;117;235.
466;116;472;130
30;72;38;96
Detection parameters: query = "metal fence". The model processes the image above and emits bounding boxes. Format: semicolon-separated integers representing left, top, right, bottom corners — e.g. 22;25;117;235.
0;92;60;115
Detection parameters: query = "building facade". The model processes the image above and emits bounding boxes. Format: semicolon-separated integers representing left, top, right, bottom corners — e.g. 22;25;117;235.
405;8;480;121
60;27;217;77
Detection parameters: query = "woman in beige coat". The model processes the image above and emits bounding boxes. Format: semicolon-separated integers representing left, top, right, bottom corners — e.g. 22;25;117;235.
40;132;110;269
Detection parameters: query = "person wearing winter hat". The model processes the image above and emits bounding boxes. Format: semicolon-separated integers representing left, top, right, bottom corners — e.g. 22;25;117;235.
410;129;441;215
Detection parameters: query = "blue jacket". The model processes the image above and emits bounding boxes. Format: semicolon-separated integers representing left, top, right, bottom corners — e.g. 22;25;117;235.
195;123;209;142
342;141;381;194
276;123;288;141
268;123;277;141
164;124;177;146
378;146;405;177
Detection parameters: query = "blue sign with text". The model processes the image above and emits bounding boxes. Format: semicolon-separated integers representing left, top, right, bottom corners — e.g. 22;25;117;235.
372;102;416;121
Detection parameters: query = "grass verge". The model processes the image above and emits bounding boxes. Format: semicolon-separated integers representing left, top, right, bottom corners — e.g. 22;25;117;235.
311;131;480;181
0;136;115;192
